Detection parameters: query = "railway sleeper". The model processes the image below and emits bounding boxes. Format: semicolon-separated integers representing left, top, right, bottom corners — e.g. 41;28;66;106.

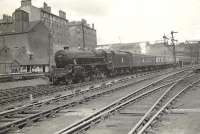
0;119;15;122
0;70;180;133
146;129;157;134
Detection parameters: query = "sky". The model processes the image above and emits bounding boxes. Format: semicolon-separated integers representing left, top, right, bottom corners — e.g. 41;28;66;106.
1;0;200;45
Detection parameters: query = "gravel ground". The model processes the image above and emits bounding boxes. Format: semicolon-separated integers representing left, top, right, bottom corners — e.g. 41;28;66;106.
0;78;49;90
10;73;168;134
154;79;200;134
86;86;168;134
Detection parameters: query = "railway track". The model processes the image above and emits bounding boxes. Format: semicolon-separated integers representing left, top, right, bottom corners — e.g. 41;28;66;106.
55;68;198;134
128;73;200;134
0;66;192;107
0;73;46;82
0;69;170;107
0;73;134;106
0;68;189;134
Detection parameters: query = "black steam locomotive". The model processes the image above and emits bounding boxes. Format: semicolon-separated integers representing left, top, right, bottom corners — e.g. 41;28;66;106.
49;47;173;84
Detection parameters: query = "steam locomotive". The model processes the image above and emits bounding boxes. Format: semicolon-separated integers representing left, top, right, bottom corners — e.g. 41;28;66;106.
49;47;173;84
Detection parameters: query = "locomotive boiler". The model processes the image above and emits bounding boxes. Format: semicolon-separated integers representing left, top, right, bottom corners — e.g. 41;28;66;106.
50;48;108;84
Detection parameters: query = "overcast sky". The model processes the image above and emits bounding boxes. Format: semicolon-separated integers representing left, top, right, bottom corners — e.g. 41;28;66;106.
1;0;200;44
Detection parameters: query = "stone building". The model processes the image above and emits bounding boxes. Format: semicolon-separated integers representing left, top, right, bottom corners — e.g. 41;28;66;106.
0;0;97;71
0;15;14;34
18;0;97;50
0;10;52;73
0;0;97;51
146;42;171;56
68;19;97;49
145;42;174;63
146;41;192;64
0;0;97;73
175;43;191;64
181;41;200;64
18;0;70;53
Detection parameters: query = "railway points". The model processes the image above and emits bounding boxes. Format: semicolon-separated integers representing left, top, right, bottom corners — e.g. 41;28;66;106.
52;66;199;134
0;67;188;134
152;69;200;134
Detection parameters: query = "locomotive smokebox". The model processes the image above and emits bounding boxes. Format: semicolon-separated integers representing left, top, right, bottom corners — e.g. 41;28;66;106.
55;50;74;68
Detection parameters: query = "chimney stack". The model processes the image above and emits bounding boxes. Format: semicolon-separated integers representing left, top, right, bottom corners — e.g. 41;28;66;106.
59;10;66;19
21;0;32;7
3;14;12;23
81;19;87;24
43;2;51;13
13;10;29;33
92;23;95;29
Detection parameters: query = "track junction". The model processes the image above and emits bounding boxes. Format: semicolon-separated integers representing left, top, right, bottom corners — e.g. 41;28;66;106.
0;65;199;134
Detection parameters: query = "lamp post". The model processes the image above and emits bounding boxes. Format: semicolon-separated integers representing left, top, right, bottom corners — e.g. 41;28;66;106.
28;53;33;72
81;22;86;49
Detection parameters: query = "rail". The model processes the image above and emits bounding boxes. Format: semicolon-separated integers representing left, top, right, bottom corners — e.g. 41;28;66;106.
55;70;191;134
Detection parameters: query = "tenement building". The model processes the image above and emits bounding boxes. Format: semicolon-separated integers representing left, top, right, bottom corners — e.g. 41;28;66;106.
18;0;97;50
68;19;97;49
0;0;97;73
0;9;52;73
19;0;70;52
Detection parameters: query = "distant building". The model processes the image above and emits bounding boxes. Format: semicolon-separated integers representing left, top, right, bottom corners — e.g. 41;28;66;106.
145;42;174;62
68;19;97;49
97;43;141;54
180;41;200;64
175;43;191;64
146;42;171;56
146;41;193;64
